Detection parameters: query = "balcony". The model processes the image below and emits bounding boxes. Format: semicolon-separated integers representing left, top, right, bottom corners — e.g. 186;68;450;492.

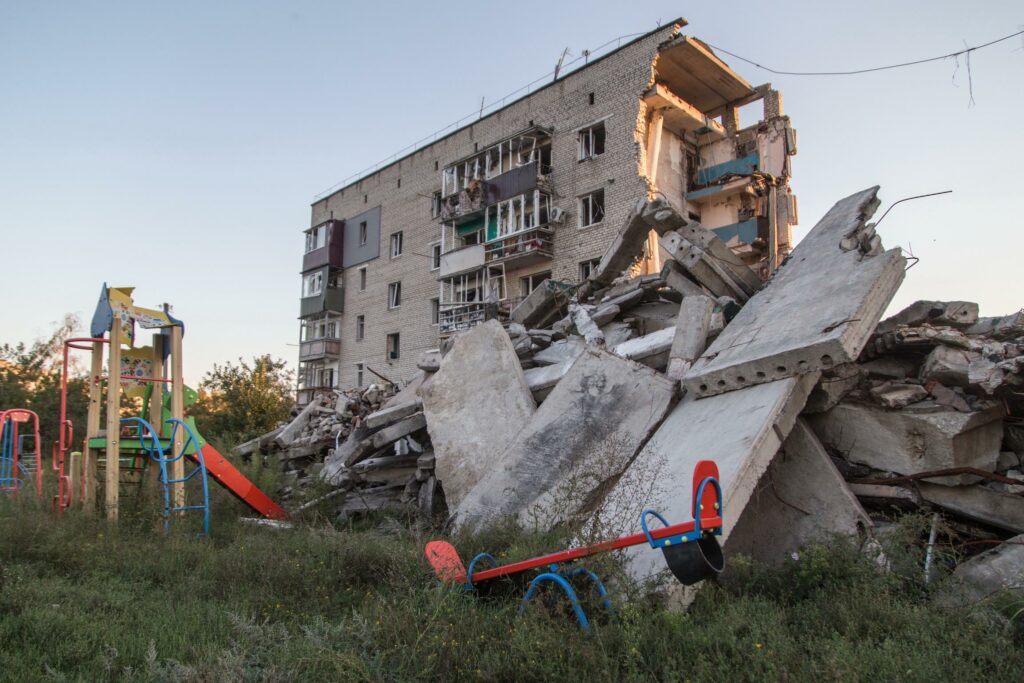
439;180;486;223
438;244;485;279
299;287;344;318
302;219;344;272
299;338;341;361
438;302;488;336
484;226;553;267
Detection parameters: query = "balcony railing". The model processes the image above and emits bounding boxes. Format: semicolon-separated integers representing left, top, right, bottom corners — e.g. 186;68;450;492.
299;338;341;361
438;302;488;335
484;227;553;265
438;244;485;279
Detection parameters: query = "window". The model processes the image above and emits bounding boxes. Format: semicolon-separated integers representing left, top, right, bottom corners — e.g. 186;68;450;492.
430;298;439;325
430;243;441;270
579;258;600;281
397;178;401;188
578;189;605;228
359;221;368;245
577;123;606;161
302;271;323;297
304;224;327;253
588;91;595;106
386;333;400;360
431;191;442;218
359;267;367;291
388;281;402;309
520;271;551;299
356;315;365;341
355;362;364;387
390;231;403;258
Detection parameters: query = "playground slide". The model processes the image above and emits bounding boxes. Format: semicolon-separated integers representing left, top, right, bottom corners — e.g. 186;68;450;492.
189;441;289;520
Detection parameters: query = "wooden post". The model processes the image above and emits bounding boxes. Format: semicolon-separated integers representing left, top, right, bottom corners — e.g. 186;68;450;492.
68;451;81;503
83;340;104;513
104;322;122;520
146;334;165;491
169;326;185;510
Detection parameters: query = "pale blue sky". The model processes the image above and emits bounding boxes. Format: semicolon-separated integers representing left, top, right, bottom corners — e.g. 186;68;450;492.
2;1;1021;384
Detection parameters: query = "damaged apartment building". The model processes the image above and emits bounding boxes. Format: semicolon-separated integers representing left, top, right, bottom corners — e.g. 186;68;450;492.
296;18;797;403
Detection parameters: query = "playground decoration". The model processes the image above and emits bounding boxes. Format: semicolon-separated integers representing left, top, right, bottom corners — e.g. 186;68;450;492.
424;460;724;630
49;284;287;523
0;409;43;497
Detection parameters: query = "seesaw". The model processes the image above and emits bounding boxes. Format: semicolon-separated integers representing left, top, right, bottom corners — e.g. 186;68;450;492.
424;459;724;630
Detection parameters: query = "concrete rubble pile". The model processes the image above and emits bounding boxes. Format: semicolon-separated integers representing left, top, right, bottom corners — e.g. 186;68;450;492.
267;185;1019;605
235;382;441;520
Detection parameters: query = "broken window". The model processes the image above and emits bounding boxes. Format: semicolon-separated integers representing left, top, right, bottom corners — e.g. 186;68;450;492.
386;333;400;360
304;224;327;253
356;315;365;341
390;231;403;258
302;271;323;297
578;189;605;228
388;281;402;309
579;258;600;281
430;243;441;270
520;271;551;299
430;298;439;325
355;362;364;387
359;221;368;245
577;123;606;161
431;191;442;218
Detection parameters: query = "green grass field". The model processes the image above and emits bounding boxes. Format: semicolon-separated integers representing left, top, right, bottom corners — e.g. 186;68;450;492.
1;480;1021;682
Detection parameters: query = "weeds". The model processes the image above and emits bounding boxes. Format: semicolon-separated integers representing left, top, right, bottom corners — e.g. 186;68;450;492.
0;494;1021;682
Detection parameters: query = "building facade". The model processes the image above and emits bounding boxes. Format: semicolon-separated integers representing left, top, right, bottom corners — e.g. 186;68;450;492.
296;19;797;404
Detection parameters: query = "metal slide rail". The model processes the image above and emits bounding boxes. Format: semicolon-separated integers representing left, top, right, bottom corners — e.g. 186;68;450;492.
1;409;43;497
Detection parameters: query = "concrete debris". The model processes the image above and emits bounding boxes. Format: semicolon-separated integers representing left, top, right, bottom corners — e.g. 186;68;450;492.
684;187;905;398
939;532;1024;605
421;320;536;509
263;185;1024;611
454;349;676;532
808;403;1003;485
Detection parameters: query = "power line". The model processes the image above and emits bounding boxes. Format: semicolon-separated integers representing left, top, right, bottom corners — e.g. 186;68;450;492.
703;29;1023;76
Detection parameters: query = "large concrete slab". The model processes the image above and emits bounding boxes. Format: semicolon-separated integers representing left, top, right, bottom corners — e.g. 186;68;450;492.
807;402;1003;485
939;533;1024;605
453;348;676;532
611;326;675;369
919;482;1024;534
532;337;586;366
726;419;870;565
420;320;536;508
597;373;819;597
684;187;906;398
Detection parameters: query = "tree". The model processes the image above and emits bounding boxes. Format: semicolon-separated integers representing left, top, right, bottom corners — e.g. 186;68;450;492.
0;314;89;450
190;355;294;448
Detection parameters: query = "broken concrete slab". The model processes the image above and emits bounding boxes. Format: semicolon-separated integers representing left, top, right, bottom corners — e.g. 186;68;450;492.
454;348;676;532
275;399;322;448
588;197;675;289
522;361;571;402
421;320;536;509
598;373;819;598
510;279;568;328
666;294;714;382
868;381;928;409
919;482;1024;534
875;300;980;334
847;482;921;507
669;219;762;295
726;419;871;565
808;402;1003;485
532;337;586;366
661;260;708;299
660;231;750;301
965;310;1024;339
684;187;906;398
610;326;675;370
601;321;636;348
803;365;863;414
628;301;680;335
939;533;1024;605
363;399;423;430
589;304;620;327
920;345;977;387
417;349;441;372
570;303;605;346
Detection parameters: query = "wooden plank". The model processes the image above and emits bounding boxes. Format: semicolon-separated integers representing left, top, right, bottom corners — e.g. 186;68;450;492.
169;326;185;510
104;322;122;520
83;340;103;513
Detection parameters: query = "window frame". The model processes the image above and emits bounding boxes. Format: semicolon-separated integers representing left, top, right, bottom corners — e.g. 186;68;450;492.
388;281;402;309
386;332;400;361
355;314;365;342
577;189;605;229
359;221;368;246
577;122;607;161
390;231;404;258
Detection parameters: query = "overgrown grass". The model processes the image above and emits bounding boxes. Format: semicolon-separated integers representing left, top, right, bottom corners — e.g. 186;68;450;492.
1;493;1021;682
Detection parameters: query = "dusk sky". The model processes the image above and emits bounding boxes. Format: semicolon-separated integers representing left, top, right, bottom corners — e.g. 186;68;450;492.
2;1;1021;384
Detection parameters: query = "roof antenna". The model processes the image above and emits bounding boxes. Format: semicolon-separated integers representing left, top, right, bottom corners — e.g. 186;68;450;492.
553;47;571;81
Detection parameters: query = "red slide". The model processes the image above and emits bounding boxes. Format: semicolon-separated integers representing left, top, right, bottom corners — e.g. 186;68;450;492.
188;444;289;520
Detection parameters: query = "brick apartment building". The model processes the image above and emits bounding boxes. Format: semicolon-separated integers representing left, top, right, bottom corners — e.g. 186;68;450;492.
296;18;797;404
